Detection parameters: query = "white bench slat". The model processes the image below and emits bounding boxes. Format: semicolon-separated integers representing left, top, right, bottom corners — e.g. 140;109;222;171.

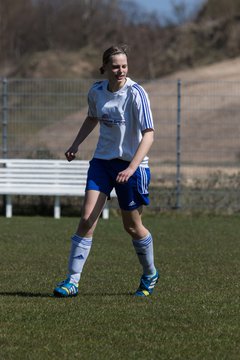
0;171;88;176
0;182;87;187
0;186;86;196
0;173;87;184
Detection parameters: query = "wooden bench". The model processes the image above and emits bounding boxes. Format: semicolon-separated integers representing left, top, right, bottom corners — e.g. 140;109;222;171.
0;159;116;219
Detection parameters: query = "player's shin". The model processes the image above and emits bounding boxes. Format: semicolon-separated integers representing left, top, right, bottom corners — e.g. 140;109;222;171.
132;233;156;276
68;234;92;284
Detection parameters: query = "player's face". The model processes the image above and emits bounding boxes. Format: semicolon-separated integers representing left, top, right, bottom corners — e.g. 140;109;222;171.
105;54;128;90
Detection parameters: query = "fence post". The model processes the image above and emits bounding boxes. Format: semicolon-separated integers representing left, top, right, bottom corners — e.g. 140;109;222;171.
175;79;181;209
2;77;8;158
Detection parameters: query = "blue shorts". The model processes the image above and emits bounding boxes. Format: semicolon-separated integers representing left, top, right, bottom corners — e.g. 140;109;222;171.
86;158;151;211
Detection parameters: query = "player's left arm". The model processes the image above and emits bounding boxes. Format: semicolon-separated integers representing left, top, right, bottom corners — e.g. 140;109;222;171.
116;129;154;183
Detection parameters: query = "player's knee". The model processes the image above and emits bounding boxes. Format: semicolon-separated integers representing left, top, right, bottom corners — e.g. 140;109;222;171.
123;223;141;238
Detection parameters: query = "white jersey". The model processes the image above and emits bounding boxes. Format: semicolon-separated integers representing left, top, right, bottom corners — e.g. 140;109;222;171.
87;77;154;167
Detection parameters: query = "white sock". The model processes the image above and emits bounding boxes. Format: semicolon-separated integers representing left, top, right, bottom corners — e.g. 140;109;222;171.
68;234;92;284
132;233;156;276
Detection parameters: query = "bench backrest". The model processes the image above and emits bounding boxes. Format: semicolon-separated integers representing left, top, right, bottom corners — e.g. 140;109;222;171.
0;159;89;188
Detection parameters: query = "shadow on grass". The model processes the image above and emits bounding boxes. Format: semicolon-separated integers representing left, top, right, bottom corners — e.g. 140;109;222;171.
80;291;133;297
0;291;53;298
0;291;133;298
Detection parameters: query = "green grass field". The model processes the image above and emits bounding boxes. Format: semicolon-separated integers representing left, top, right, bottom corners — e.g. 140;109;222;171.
0;214;239;360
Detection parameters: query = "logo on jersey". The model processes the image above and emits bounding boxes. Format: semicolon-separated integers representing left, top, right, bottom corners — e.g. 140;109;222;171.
101;113;125;127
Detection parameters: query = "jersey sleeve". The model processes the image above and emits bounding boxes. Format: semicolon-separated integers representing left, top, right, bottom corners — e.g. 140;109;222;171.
87;87;97;117
132;84;154;131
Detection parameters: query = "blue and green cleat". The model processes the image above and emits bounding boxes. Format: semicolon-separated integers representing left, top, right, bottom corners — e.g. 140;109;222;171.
134;270;159;297
53;279;78;298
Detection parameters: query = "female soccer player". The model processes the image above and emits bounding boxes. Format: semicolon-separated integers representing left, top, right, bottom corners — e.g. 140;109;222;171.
53;45;159;297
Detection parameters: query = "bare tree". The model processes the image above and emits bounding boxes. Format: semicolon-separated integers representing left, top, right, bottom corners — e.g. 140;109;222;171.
0;0;35;60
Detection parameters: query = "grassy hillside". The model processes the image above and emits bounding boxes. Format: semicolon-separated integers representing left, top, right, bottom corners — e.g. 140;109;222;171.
2;3;240;80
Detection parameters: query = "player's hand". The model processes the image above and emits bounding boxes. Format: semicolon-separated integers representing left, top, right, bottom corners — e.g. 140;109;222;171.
65;146;78;162
116;167;135;183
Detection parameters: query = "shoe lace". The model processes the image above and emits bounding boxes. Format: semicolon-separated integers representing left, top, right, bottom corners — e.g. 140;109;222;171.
139;275;151;290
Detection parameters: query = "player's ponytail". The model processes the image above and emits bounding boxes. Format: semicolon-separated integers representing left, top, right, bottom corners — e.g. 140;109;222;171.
99;66;105;74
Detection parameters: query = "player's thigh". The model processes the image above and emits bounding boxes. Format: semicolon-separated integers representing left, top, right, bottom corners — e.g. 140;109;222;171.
82;190;107;219
77;190;108;236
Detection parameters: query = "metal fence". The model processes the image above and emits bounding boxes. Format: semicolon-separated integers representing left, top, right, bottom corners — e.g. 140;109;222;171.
1;77;240;212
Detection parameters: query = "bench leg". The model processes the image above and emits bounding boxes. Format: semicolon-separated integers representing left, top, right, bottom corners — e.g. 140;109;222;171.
6;195;12;218
102;203;109;220
54;196;61;219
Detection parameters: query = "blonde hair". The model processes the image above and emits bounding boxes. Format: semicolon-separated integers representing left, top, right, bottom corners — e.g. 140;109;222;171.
99;44;129;74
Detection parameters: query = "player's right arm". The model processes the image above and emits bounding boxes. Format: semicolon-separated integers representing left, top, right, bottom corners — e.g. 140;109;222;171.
65;116;98;161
